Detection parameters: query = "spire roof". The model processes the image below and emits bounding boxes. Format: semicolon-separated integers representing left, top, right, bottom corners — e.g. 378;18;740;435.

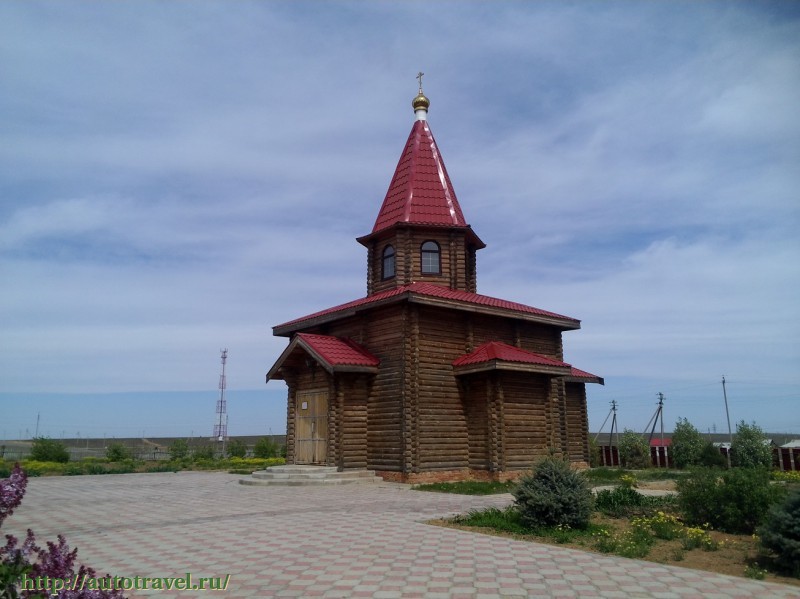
363;87;482;247
370;118;468;234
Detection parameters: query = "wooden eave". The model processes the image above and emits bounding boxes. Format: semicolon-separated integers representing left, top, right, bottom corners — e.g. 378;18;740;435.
453;360;572;377
273;291;580;337
356;222;486;250
565;373;605;385
266;336;379;381
407;295;581;331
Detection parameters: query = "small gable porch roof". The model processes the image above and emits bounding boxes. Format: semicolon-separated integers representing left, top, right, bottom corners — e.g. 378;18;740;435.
267;333;380;381
452;341;603;384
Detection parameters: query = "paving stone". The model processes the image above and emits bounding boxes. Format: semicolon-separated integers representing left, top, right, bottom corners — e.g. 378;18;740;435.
4;472;798;598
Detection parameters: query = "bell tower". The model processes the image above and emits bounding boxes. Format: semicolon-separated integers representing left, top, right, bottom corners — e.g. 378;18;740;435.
357;76;485;295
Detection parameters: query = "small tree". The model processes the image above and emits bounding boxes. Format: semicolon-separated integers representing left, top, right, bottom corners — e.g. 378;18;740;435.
731;421;773;469
758;490;800;578
698;442;727;468
168;438;189;460
253;437;279;459
227;439;247;458
671;418;705;469
105;443;131;462
29;438;69;463
513;457;593;529
618;429;650;469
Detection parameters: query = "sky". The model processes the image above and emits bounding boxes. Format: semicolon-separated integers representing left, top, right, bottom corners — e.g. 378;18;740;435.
1;1;798;441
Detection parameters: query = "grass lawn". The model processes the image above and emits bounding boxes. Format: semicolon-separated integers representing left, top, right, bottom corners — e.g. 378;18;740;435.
411;480;517;495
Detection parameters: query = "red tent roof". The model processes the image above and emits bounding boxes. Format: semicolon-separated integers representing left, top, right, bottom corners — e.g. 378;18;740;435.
371;119;470;234
453;341;569;369
273;282;580;335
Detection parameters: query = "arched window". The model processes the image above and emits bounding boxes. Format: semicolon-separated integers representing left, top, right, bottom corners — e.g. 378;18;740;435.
382;245;396;279
421;241;441;275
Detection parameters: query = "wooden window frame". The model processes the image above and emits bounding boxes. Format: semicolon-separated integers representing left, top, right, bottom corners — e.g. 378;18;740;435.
420;240;441;275
381;244;396;280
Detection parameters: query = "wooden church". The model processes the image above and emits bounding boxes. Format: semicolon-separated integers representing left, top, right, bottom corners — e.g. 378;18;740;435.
267;82;603;483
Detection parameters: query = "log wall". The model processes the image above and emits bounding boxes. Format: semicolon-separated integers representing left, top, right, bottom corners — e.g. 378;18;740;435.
368;228;476;294
500;372;550;469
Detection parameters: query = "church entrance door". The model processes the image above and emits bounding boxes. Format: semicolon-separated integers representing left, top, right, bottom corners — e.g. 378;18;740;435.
295;389;328;464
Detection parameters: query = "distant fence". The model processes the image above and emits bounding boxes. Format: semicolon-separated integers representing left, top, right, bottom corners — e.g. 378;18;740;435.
597;445;800;471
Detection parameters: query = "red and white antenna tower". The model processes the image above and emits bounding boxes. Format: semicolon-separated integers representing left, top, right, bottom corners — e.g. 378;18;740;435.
213;349;228;453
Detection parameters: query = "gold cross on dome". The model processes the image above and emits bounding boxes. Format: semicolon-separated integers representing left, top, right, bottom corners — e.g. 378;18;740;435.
416;71;424;93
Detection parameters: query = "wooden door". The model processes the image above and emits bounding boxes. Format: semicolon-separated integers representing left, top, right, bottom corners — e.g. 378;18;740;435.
295;390;328;464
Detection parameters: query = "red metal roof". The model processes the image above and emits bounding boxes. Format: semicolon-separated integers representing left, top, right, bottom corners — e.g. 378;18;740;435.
274;282;580;333
295;333;380;367
371;120;468;234
452;341;570;369
566;366;605;385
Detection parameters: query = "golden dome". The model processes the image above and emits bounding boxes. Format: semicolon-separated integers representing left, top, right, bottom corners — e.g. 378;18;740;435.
413;71;430;113
412;91;430;112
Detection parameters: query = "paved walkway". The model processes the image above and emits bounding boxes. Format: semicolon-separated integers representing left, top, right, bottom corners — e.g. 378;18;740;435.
4;472;797;598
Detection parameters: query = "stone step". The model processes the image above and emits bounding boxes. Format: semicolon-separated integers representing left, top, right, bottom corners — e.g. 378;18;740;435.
239;466;383;487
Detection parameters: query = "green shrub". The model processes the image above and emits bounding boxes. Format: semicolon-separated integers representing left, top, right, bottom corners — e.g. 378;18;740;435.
30;438;69;463
192;445;215;461
698;442;728;468
588;436;600;468
105;443;131;462
226;439;247;458
512;457;593;530
618;429;650;469
677;467;786;534
168;439;189;460
452;506;530;535
731;421;773;469
671;418;705;469
758;490;800;577
253;437;279;459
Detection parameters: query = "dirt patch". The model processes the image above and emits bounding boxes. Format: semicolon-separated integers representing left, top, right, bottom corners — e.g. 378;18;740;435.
637;480;678;492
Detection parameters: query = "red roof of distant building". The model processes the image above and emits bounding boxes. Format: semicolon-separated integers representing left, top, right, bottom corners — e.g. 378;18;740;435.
274;282;580;334
650;438;672;447
371;119;468;234
295;333;380;367
453;341;569;369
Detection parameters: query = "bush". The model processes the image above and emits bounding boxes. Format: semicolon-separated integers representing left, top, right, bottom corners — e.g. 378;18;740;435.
105;442;131;462
253;437;279;459
29;438;69;463
731;421;773;469
677;467;786;534
168;439;189;460
758;490;800;578
593;485;676;518
512;457;593;530
588;436;600;468
192;445;216;461
671;418;705;469
226;439;247;458
698;442;728;468
618;429;649;469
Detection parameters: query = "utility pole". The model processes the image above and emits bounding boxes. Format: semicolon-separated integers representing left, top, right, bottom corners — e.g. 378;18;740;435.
35;413;40;438
722;376;733;467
